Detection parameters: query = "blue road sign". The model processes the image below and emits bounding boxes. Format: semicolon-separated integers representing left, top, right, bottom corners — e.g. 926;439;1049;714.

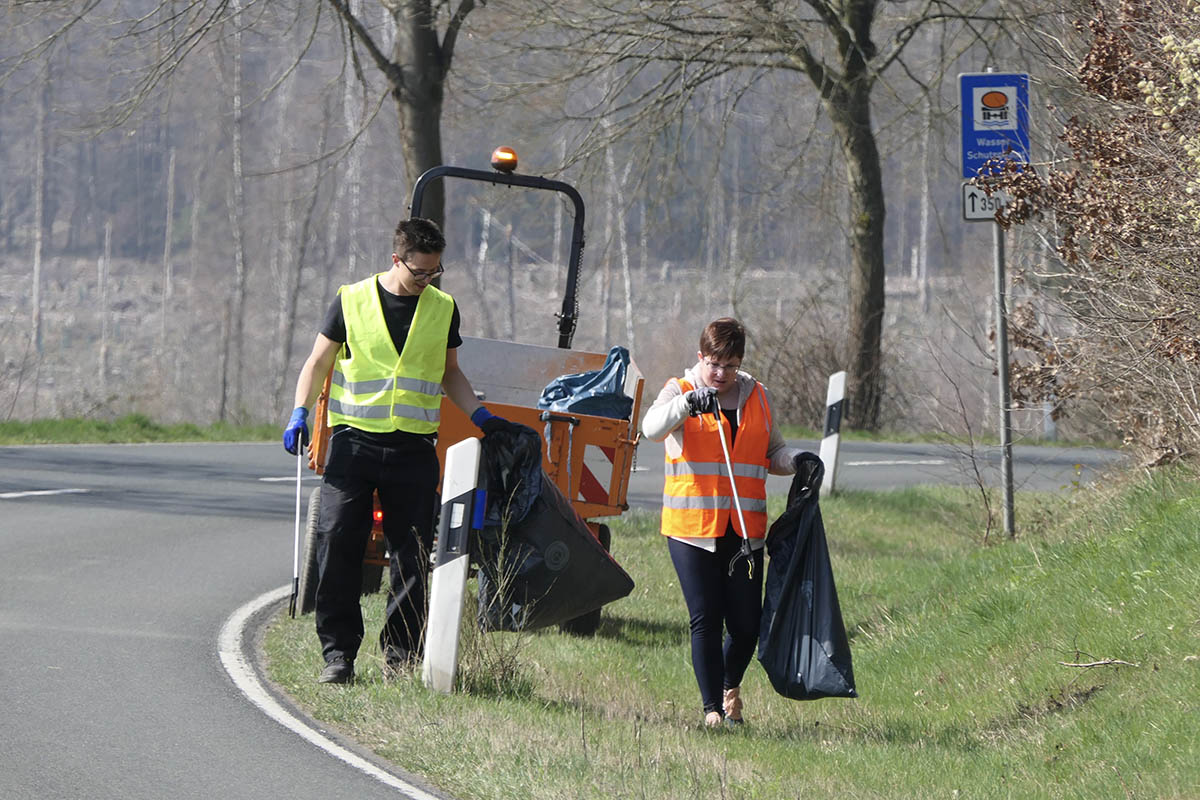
960;72;1030;179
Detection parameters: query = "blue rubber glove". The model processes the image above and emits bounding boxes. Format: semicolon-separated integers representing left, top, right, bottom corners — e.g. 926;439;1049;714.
283;407;310;455
471;406;519;437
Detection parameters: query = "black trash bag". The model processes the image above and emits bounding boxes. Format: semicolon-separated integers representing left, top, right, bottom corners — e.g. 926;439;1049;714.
475;424;635;632
479;424;543;528
536;345;633;419
757;452;857;700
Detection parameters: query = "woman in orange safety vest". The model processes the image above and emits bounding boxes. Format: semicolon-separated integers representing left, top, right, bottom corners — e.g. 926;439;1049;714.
641;317;802;728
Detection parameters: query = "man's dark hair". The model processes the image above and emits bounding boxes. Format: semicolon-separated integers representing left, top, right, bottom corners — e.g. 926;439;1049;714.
700;317;746;362
393;218;446;256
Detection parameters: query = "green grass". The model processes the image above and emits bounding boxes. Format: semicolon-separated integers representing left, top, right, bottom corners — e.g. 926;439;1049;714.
263;471;1200;799
776;423;1116;449
0;414;277;444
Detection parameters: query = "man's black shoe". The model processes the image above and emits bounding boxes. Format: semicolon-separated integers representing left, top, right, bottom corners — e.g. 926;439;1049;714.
318;658;354;684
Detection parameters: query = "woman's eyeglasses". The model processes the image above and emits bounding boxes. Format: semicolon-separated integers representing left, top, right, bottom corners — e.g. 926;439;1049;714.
702;358;741;374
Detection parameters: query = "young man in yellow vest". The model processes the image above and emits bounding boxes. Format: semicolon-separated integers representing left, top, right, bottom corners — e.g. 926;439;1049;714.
642;317;802;727
283;217;518;684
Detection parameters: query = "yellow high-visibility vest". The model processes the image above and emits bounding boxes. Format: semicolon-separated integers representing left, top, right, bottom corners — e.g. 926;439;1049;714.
661;379;771;539
326;274;452;434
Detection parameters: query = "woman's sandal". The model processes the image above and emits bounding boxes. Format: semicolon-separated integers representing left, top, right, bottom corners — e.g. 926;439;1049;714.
723;687;744;725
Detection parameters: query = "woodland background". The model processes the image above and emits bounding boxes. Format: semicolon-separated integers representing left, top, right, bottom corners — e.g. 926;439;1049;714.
3;1;1194;461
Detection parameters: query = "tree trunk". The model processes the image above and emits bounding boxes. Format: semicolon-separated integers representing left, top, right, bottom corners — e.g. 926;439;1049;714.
161;147;176;348
505;224;516;338
918;92;932;314
219;1;247;422
342;28;364;280
389;2;446;230
829;82;886;431
604;135;635;351
600;155;614;345
472;207;497;338
32;64;47;357
275;161;324;415
100;220;112;393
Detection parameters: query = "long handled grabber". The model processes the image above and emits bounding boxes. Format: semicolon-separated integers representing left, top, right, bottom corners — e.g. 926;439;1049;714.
288;444;303;618
712;407;754;579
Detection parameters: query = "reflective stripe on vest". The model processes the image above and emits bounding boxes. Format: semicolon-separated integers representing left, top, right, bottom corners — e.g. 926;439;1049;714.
661;379;772;539
661;494;769;513
326;275;453;434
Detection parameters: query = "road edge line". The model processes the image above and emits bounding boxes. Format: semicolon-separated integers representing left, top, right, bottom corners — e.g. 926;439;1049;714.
217;586;446;800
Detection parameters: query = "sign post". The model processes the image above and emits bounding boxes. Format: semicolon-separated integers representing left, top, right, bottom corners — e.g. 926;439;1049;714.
960;71;1029;539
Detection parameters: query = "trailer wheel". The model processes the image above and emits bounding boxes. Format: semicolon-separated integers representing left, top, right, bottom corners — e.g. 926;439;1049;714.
297;487;321;616
558;524;611;637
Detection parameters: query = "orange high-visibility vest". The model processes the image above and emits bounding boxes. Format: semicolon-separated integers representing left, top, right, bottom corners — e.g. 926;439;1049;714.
661;378;772;539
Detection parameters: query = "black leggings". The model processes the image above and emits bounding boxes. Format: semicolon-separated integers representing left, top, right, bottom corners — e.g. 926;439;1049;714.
668;532;764;714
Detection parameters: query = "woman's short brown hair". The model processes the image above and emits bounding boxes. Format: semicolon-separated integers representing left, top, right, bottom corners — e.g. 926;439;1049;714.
699;317;745;362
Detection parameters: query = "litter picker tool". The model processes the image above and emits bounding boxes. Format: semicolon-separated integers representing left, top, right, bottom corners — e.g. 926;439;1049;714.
713;406;754;579
288;444;303;618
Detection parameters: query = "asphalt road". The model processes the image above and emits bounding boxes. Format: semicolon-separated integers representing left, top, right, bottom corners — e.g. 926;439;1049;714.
0;442;431;800
625;437;1126;510
0;438;1124;798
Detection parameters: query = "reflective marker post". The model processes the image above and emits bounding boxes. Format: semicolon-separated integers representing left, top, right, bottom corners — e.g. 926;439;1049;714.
818;371;846;498
423;437;486;693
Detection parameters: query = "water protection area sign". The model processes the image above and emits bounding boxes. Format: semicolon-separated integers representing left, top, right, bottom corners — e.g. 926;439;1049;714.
959;72;1030;179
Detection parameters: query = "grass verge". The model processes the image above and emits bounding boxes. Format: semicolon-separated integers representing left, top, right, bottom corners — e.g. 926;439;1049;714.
263;470;1199;799
775;423;1117;450
0;414;276;444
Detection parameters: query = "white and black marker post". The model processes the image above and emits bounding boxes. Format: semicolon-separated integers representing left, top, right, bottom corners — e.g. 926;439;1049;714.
422;437;486;693
818;371;847;497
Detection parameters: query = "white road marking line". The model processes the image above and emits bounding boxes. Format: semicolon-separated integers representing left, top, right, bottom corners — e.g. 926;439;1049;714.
219;586;445;800
844;459;947;466
0;488;90;499
258;476;321;483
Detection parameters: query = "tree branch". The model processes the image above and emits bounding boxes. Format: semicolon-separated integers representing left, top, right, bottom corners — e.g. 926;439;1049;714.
441;0;482;70
322;0;403;89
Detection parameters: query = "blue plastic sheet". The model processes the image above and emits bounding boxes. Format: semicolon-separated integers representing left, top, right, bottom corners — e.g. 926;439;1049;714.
536;345;633;419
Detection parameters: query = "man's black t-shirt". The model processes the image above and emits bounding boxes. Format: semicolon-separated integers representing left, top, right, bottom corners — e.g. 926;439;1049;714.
321;278;464;449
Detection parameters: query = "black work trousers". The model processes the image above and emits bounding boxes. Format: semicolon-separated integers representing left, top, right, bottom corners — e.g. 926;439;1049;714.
668;531;764;714
314;429;439;665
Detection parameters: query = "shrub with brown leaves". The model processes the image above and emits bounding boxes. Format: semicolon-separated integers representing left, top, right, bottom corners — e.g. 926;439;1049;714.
978;0;1200;464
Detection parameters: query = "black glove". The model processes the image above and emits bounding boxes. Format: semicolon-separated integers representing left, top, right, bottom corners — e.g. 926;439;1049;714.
684;386;718;416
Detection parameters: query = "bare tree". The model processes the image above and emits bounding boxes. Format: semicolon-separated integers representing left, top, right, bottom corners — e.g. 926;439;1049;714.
5;0;482;237
325;0;484;229
31;58;48;358
498;0;1025;429
160;147;175;348
217;1;249;422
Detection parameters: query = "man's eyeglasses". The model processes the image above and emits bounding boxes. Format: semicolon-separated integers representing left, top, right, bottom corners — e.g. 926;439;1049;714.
400;258;445;281
702;358;741;374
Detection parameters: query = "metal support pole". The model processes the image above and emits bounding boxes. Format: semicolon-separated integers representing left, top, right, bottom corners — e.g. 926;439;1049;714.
993;222;1015;537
